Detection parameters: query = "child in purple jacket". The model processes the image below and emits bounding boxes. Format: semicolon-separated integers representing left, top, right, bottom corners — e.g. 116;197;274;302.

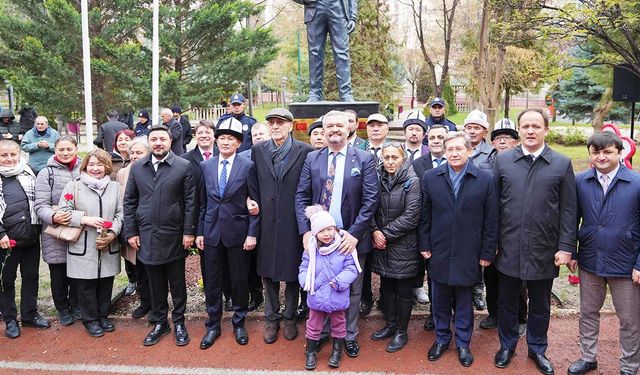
299;205;361;370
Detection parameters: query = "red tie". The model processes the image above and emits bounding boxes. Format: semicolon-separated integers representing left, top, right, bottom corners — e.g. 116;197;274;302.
204;151;211;160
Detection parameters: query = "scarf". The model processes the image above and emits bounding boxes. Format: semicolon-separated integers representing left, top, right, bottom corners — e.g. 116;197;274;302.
303;232;362;295
55;155;79;171
0;158;38;225
270;135;293;179
33;127;50;138
79;173;111;194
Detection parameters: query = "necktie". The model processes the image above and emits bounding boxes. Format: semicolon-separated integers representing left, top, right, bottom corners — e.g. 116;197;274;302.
372;147;381;158
600;174;609;195
153;161;161;172
407;149;419;162
320;152;337;210
525;154;534;166
203;151;211;160
433;158;442;168
219;160;228;196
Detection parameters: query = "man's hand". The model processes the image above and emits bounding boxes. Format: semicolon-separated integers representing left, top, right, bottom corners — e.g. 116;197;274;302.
632;269;640;285
244;236;257;251
554;251;572;268
246;198;260;216
128;236;140;251
421;251;431;259
568;260;578;273
183;235;195;249
372;230;386;250
195;236;204;250
95;232;116;250
479;259;492;267
347;20;356;34
339;230;358;255
303;231;312;252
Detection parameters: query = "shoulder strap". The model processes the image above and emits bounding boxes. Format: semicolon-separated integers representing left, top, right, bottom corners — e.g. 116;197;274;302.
48;166;54;189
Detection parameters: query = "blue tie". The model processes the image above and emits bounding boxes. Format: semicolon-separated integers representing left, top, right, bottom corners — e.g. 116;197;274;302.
219;160;228;196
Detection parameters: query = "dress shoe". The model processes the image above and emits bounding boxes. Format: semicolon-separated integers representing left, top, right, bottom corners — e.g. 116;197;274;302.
621;372;634;375
494;348;516;368
344;339;360;357
131;304;150;319
472;292;486;310
22;314;51;329
519;323;527;337
72;308;82;320
528;351;554;375
124;282;137;296
223;298;233;311
174;323;190;346
359;299;373;317
427;342;449;361
328;338;344;368
5;320;20;339
248;294;264;312
305;338;320;370
423;314;435;331
479;314;497;329
413;287;429;304
371;323;396;341
143;322;171;346
58;309;75;326
263;321;279;344
567;359;597;375
294;300;308;321
233;325;248;345
457;347;474;367
99;318;115;332
199;329;221;349
83;321;104;338
283;319;298;340
386;330;408;353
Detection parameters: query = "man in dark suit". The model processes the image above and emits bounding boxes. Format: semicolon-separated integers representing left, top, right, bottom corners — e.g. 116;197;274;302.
160;108;185;155
493;109;577;374
250;108;314;344
345;109;365;148
296;110;379;358
195;117;259;349
172;106;193;152
124;125;196;347
402;110;429;163
419;132;499;368
94;110;128;152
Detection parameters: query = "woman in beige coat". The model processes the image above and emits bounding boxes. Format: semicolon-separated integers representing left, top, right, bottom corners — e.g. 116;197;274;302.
59;148;122;338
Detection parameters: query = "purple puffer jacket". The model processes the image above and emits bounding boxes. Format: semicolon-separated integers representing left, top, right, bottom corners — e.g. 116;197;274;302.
298;249;358;313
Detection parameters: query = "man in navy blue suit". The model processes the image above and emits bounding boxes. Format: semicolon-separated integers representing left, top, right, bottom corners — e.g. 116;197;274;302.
195;117;259;349
295;110;379;358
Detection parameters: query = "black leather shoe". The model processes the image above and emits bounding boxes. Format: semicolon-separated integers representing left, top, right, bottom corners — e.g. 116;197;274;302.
428;342;449;361
58;309;75;326
72;308;82;320
174;323;190;346
199;329;221;349
305;339;320;370
359;300;373;317
83;321;104;338
5;320;20;339
386;330;408;353
494;348;516;368
423;314;435;331
457;347;474;367
22;314;51;329
328;338;345;368
248;294;264;312
621;371;633;375
371;324;396;341
567;359;597;375
131;304;150;319
143;323;171;346
528;352;554;375
344;339;360;357
473;292;486;310
223;298;233;311
233;325;248;345
99;318;115;332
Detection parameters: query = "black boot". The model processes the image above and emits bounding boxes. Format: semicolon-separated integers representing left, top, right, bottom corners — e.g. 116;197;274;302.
305;338;320;370
387;297;412;353
372;291;396;341
328;338;344;368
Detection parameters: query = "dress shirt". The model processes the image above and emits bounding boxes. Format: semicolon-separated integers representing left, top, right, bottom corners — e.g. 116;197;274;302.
327;144;348;229
218;153;236;181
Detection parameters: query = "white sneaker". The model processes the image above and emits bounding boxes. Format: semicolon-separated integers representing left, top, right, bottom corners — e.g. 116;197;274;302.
413;287;429;304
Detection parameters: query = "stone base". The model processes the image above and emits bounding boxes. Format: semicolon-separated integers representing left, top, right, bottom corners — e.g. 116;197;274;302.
288;101;380;123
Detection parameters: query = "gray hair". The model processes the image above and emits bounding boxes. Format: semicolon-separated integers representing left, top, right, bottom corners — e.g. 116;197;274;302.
322;110;348;127
35;116;48;125
160;108;173;117
252;122;269;134
128;136;150;154
443;131;472;149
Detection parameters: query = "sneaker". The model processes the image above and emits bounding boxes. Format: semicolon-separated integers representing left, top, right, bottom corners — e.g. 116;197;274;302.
413;287;429;304
124;282;137;296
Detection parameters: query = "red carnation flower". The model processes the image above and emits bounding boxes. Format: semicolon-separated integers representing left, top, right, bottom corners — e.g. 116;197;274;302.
8;239;16;248
64;193;74;201
568;274;580;285
103;222;113;229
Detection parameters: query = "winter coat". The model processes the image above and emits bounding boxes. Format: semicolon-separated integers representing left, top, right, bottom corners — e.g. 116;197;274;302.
20;127;60;174
165;118;185;155
371;163;422;279
179;115;192;147
18;106;37;134
60;179;122;280
469;141;494;171
134;121;151;137
123;152;196;265
110;152;129;180
35;156;82;264
298;247;358;313
419;162;499;286
493;145;577;280
116;165;136;264
94;120;128;153
0;108;22;143
576;165;640;277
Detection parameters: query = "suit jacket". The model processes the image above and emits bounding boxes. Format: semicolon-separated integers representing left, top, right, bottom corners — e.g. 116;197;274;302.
295;145;379;254
351;136;365;149
165;118;185;155
197;154;259;248
181;148;209;218
296;0;357;23
412;152;436;179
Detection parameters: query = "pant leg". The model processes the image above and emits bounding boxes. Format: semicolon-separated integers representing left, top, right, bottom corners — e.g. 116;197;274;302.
222;256;231;300
135;260;151;309
248;249;262;300
166;258;187;325
484;263;499;317
18;242;40;320
329;310;347;339
146;263;169;325
453;285;474;348
203;244;225;331
608;276;640;374
325;0;353;100
394;277;414;332
345;252;366;341
97;276;114;318
519;284;528;324
305;3;329;99
306;309;326;340
0;245;21;322
226;244;250;327
497;271;522;351
124;259;136;283
361;252;373;304
48;263;71;312
282;281;300;320
431;280;454;345
380;277;397;324
263;277;282;323
577;269;607;362
525;278;553;354
413;259;426;288
74;278;98;322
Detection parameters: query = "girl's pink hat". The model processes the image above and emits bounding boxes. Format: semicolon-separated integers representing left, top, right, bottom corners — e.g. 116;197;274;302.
305;205;336;236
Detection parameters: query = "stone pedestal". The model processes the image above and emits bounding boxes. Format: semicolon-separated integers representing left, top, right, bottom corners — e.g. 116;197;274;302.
288;101;380;132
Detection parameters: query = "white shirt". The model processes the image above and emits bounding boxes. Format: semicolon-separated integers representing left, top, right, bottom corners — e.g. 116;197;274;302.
152;155;169;172
431;154;446;168
327;144;348;229
596;164;620;190
522;144;545;161
218;153;236;181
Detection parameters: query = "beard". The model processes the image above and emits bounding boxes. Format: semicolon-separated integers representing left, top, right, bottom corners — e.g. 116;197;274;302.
151;148;169;159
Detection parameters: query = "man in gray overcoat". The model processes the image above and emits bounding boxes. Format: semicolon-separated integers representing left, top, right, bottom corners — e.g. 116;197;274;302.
492;109;577;375
294;0;357;102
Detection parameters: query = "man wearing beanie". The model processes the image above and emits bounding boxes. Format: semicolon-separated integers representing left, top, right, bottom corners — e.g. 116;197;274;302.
308;116;327;150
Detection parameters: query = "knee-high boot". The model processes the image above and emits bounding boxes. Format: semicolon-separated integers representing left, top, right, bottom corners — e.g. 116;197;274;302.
387;296;412;353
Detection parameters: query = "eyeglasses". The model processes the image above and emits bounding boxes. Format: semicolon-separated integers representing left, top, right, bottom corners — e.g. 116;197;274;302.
494;135;515;142
382;142;403;149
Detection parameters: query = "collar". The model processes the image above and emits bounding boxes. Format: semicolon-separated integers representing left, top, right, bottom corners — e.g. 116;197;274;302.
404;143;421;153
153;154;169;164
473;141;493;155
431;153;446;161
199;147;213;156
219;152;236;165
522;144;545;159
328;143;349;156
595;164;620;182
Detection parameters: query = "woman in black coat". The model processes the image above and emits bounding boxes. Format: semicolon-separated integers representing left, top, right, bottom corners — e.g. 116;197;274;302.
370;144;422;353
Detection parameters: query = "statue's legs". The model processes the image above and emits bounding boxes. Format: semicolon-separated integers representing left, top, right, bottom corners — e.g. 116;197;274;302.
326;3;353;102
306;8;329;102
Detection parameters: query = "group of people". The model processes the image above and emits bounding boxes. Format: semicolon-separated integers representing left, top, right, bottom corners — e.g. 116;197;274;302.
0;94;638;375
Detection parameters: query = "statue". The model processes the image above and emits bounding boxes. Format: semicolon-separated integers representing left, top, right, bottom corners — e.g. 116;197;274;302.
293;0;357;102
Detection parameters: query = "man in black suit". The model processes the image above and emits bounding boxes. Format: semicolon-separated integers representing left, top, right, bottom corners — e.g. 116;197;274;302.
345;109;365;148
94;110;128;153
160;108;185;155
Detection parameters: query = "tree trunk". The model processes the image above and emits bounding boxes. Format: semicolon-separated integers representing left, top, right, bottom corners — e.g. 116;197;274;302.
504;86;511;119
592;87;613;132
